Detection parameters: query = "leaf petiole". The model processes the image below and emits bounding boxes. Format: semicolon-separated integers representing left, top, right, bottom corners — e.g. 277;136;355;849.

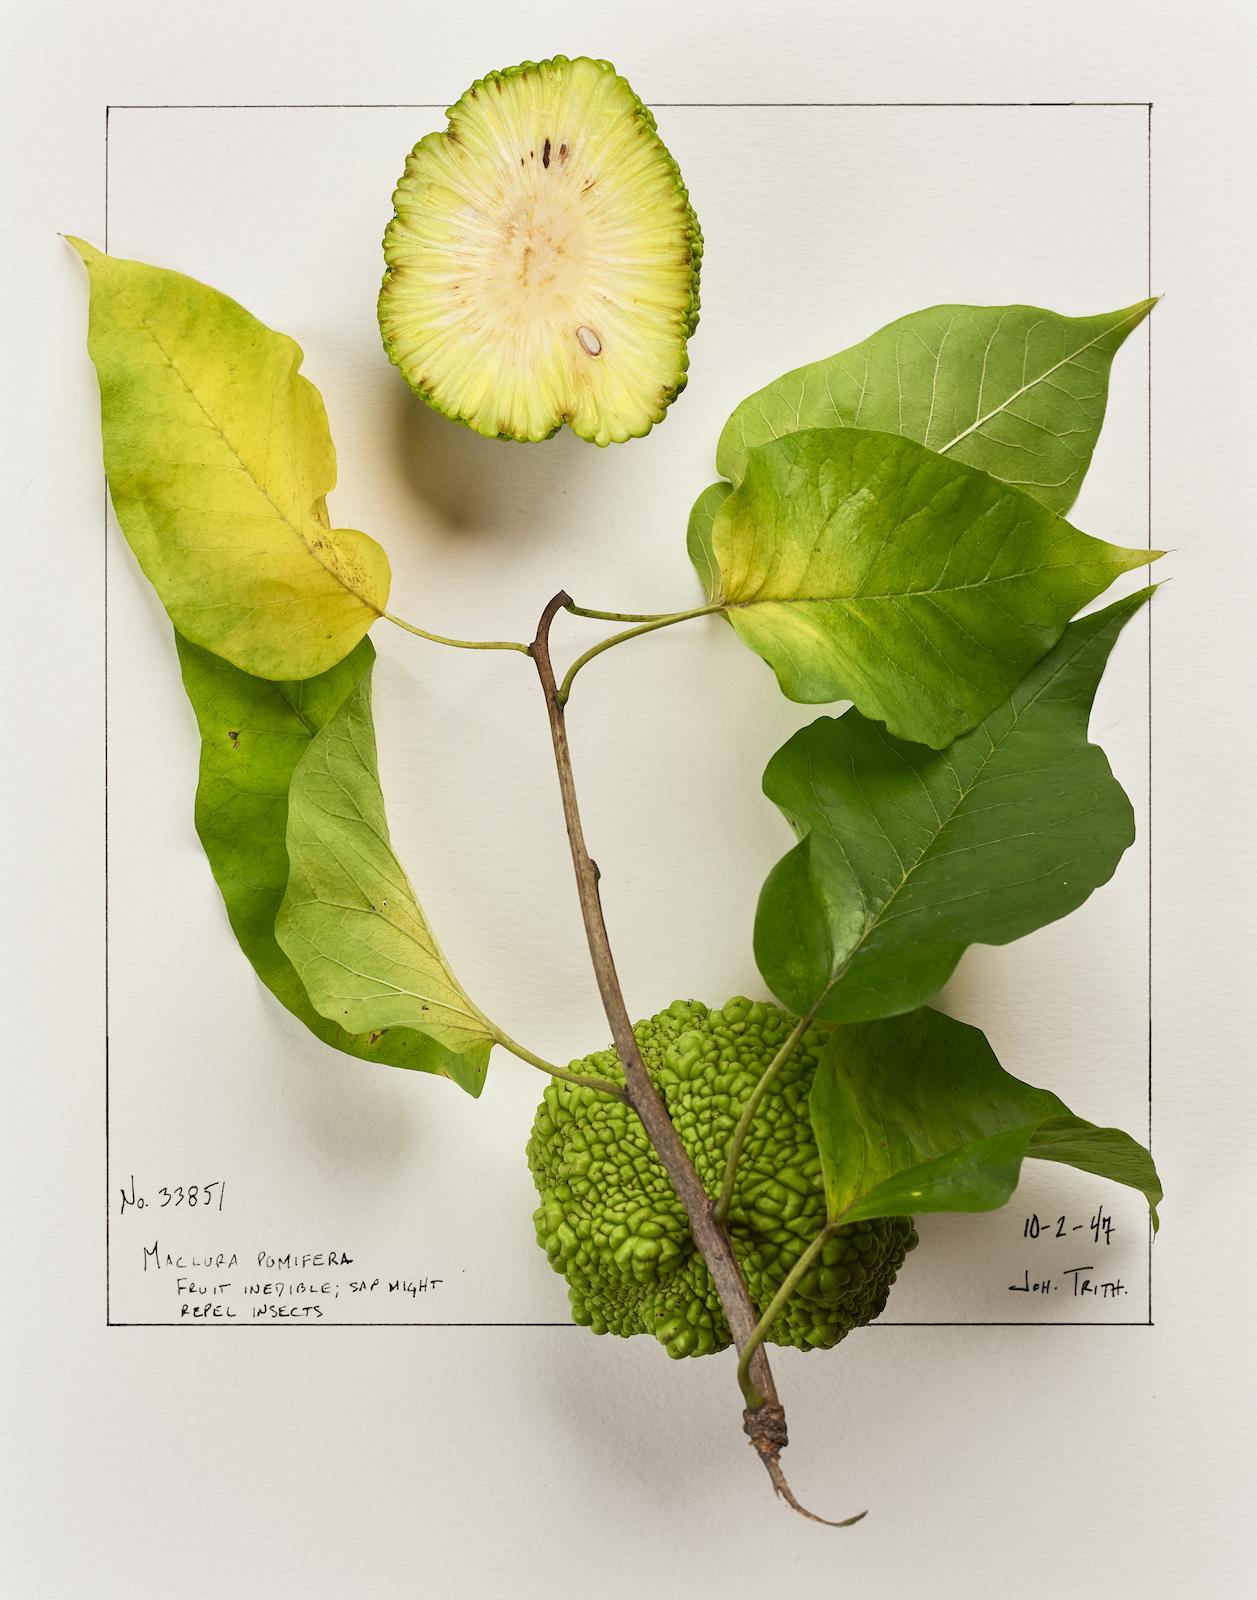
737;1218;841;1410
383;609;532;655
565;602;685;622
489;1028;628;1101
713;1013;814;1225
555;603;726;707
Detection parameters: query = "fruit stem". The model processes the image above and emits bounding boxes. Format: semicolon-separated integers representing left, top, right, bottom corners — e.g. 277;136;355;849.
533;591;860;1528
713;1014;814;1226
532;592;782;1400
383;609;532;654
759;1455;867;1530
489;1027;627;1101
554;603;725;707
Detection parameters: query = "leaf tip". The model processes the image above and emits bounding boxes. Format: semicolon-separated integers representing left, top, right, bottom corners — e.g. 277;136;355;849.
1121;295;1160;329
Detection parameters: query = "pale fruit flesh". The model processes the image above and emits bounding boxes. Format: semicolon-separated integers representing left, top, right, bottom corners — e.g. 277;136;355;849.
379;56;702;446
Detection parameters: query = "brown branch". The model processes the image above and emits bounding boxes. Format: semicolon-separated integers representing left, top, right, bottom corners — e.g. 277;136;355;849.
531;592;843;1521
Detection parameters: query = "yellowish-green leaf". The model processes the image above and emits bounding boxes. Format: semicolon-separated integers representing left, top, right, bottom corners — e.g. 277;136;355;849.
175;632;489;1096
686;480;731;601
276;665;495;1057
711;428;1156;747
70;237;390;680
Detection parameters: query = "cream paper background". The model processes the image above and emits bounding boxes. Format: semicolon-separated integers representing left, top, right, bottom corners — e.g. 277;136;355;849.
3;4;1253;1596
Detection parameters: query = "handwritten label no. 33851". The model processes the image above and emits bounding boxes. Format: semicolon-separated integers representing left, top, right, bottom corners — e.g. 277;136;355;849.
119;1175;226;1215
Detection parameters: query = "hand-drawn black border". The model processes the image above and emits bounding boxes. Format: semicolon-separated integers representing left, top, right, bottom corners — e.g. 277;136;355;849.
103;100;1156;1330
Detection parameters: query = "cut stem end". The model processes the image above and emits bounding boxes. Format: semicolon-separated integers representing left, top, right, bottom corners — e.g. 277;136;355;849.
743;1406;866;1528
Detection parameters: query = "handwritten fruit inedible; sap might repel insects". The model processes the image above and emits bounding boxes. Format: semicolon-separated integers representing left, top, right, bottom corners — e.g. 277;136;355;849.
72;55;1163;1523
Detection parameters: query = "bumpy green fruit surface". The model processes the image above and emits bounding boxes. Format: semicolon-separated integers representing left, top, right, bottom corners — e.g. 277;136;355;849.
526;997;918;1359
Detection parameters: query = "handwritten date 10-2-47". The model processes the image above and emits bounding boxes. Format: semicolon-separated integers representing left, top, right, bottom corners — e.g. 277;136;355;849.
1022;1209;1116;1246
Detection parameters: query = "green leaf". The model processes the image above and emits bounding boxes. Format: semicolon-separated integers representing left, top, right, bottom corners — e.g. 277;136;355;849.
707;427;1154;746
755;588;1152;1024
717;299;1156;515
176;632;488;1096
71;237;390;680
686;480;732;601
808;1006;1160;1227
1025;1114;1164;1198
276;666;496;1058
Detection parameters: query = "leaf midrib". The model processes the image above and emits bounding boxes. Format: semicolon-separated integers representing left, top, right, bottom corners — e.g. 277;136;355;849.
735;303;1148;478
291;918;486;1027
105;258;380;614
724;556;1117;608
934;307;1148;457
805;637;1090;1007
288;700;492;1037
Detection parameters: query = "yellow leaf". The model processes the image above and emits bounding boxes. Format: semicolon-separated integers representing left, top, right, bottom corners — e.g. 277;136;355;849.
71;238;389;679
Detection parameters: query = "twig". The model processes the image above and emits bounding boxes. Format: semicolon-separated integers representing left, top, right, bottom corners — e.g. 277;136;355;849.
531;592;853;1523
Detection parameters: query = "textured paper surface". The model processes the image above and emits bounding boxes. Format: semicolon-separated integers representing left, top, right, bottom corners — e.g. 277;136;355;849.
101;101;1154;1333
3;6;1253;1597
